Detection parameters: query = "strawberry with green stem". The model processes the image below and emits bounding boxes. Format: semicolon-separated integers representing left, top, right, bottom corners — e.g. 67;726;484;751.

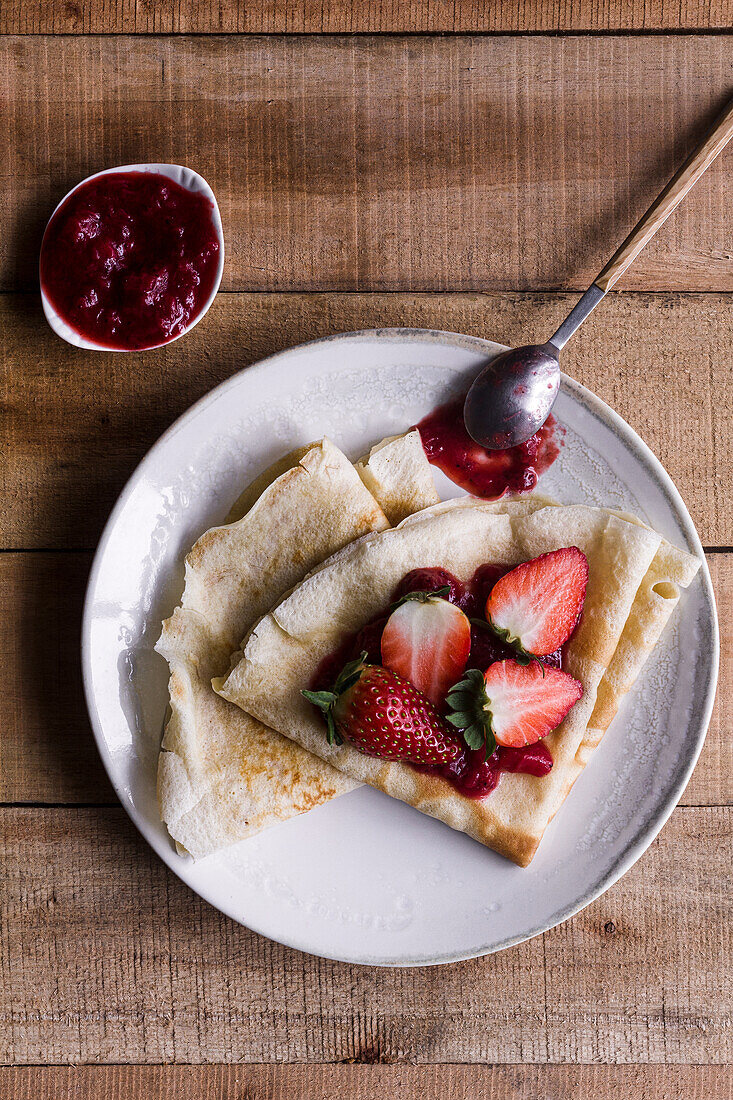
303;655;464;766
446;659;583;754
485;547;588;661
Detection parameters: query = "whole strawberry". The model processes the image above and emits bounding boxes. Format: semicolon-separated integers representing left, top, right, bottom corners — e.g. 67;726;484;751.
303;655;463;766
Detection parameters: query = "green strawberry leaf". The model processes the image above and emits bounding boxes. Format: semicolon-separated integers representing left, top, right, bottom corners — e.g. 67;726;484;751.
451;668;485;689
302;653;369;748
462;724;486;750
324;711;343;747
301;688;344;746
482;729;498;760
333;652;369;694
446;712;472;730
484;617;538;664
390;585;451;610
444;668;496;756
472;616;546;667
444;692;475;711
301;689;337;708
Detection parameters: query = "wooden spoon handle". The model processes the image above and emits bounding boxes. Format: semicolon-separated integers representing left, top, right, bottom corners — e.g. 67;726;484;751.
595;97;733;293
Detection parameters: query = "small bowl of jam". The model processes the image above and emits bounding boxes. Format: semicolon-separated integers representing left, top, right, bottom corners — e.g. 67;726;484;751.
39;163;224;352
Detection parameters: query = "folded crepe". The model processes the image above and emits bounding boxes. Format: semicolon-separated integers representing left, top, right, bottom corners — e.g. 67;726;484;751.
355;432;441;526
216;500;700;866
156;431;439;858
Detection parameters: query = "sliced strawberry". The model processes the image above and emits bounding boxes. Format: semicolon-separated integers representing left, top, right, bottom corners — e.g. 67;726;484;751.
381;594;471;707
485;547;588;657
447;660;583;751
303;658;463;765
483;661;583;747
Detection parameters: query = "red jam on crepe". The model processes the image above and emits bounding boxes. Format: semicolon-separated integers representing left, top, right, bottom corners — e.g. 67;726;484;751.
308;555;587;800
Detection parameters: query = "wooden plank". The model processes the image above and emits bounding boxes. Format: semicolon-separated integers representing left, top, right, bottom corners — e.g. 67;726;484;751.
2;1065;732;1100
2;36;733;294
2;291;731;550
0;551;728;806
696;556;732;807
545;812;733;1064
3;0;733;35
0;805;729;1063
0;552;113;803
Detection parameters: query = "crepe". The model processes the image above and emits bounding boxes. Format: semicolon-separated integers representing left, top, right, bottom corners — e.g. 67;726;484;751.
404;497;701;772
579;514;701;770
216;500;700;866
356;432;440;525
156;432;438;858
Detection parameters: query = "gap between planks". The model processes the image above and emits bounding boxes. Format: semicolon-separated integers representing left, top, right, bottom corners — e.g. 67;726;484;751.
2;291;731;549
1;805;730;1064
0;552;729;806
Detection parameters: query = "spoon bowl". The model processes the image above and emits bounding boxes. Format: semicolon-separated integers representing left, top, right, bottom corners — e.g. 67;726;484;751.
463;344;560;449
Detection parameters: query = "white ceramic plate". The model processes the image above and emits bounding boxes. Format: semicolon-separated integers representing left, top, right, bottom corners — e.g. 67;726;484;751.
82;329;718;966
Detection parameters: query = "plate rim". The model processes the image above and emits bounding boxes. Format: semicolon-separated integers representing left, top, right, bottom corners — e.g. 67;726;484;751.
81;326;719;966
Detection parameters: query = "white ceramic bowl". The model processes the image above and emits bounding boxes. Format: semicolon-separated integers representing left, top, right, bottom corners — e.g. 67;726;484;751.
39;162;225;352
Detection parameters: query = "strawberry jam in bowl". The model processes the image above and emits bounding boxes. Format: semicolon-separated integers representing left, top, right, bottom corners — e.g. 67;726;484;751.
305;549;588;801
40;164;224;352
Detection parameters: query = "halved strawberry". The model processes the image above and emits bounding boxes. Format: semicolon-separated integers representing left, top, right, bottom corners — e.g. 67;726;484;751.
303;657;463;765
485;547;588;658
446;659;583;752
381;594;471;707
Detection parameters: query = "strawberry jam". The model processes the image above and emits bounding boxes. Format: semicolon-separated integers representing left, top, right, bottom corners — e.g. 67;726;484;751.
40;171;220;350
416;397;560;498
393;567;467;607
311;562;563;798
420;741;553;799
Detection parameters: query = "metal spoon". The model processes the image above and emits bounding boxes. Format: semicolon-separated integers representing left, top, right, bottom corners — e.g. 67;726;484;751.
464;96;733;450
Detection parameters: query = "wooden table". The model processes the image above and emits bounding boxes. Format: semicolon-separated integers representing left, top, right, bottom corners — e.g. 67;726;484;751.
2;4;731;1098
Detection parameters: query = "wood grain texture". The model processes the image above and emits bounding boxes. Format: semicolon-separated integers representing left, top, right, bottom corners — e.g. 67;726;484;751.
4;0;733;34
2;1064;732;1099
1;805;730;1064
3;36;733;294
1;552;727;806
2;291;731;550
596;97;733;292
0;552;113;803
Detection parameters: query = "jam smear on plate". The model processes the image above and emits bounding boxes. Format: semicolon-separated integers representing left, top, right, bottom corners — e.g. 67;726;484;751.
416;397;560;498
40;171;220;350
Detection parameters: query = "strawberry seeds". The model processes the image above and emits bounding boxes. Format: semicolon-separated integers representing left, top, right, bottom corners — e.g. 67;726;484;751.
304;550;587;800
